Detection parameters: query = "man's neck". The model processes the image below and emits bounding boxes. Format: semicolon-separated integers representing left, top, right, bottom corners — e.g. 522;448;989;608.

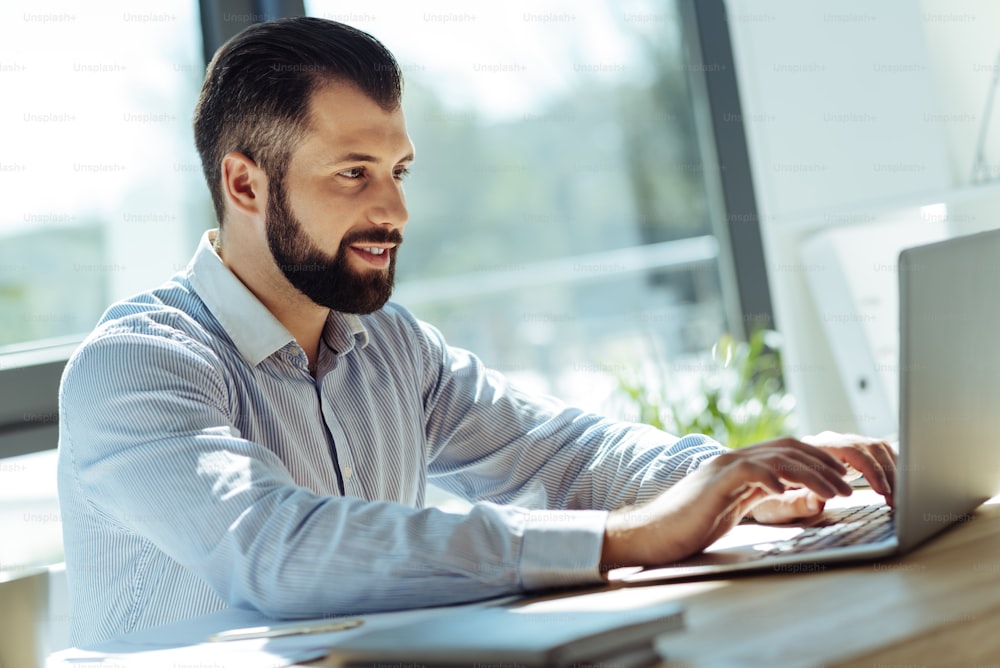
212;228;328;370
259;290;328;371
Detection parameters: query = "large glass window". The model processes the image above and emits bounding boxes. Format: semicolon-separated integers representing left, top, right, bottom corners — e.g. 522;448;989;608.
306;0;730;413
0;0;210;349
0;0;207;573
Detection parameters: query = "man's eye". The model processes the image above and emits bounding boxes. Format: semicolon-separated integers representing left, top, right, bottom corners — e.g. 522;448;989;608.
338;167;364;179
394;167;411;181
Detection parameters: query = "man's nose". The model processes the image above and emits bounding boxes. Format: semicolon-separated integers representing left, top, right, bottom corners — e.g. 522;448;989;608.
367;178;408;231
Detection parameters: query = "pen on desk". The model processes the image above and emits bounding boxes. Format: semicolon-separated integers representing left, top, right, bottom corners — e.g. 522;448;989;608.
208;618;364;641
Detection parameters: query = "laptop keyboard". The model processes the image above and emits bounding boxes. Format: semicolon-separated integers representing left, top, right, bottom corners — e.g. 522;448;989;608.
761;504;895;556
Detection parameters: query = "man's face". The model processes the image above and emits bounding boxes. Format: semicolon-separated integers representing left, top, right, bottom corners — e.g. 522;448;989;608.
266;82;413;314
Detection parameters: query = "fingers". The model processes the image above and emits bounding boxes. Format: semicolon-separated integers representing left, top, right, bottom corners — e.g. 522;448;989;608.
734;439;853;499
706;451;785;500
869;441;897;491
836;441;896;504
800;432;898;505
777;436;850;475
751;490;826;524
773;452;853;498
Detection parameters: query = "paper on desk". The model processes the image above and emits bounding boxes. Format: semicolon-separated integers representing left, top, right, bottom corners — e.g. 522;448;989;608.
46;607;337;668
47;596;521;668
47;644;326;668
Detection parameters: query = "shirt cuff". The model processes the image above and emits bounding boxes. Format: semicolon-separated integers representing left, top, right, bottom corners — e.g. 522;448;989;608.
517;509;608;591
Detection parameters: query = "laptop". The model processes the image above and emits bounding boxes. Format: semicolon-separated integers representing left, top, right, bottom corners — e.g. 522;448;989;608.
618;228;1000;584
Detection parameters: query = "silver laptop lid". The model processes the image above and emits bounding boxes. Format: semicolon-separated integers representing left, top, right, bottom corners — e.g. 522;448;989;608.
896;228;1000;552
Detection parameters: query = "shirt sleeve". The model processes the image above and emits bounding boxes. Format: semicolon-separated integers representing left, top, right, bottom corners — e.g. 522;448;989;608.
58;325;606;624
413;317;729;577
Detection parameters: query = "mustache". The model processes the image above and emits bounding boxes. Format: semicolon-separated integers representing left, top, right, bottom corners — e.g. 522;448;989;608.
341;228;404;248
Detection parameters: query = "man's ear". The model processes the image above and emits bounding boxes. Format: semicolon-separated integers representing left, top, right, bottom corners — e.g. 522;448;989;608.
221;152;267;218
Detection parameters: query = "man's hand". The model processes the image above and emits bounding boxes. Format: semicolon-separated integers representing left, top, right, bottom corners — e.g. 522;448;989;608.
750;432;896;524
600;434;896;570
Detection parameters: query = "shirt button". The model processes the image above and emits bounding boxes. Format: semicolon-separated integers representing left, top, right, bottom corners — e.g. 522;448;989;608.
342;466;353;480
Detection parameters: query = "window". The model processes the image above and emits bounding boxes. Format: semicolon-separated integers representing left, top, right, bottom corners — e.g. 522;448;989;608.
0;0;210;349
0;0;208;571
0;0;757;550
306;0;731;413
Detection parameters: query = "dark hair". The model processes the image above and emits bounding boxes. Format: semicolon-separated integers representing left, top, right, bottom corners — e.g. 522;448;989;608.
193;17;403;224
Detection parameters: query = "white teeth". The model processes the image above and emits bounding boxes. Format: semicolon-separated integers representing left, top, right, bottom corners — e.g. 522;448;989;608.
363;247;385;255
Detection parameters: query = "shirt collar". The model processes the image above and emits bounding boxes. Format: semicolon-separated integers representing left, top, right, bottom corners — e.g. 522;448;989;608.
327;310;371;353
186;230;369;366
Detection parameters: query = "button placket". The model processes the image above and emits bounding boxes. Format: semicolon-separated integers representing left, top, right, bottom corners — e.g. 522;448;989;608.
322;409;358;495
315;366;360;498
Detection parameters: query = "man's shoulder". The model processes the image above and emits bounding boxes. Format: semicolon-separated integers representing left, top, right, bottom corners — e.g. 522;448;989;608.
77;274;226;364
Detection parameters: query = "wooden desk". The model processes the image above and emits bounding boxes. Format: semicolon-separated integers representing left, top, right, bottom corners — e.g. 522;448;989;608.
308;495;1000;668
653;495;1000;667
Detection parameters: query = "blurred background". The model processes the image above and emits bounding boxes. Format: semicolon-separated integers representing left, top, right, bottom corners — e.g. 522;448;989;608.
0;0;732;409
2;1;1000;665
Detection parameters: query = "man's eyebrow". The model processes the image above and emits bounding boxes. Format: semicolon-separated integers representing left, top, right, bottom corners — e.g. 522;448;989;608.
330;151;415;165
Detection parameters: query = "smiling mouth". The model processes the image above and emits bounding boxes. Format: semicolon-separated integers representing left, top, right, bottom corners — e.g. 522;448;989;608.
348;244;395;268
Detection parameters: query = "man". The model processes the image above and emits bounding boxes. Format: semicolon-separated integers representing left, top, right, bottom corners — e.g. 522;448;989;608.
57;17;895;646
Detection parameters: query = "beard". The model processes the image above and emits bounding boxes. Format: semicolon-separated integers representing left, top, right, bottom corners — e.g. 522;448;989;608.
265;177;402;314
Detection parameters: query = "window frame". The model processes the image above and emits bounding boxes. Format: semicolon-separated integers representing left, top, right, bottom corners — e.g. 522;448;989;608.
0;339;78;459
679;0;774;336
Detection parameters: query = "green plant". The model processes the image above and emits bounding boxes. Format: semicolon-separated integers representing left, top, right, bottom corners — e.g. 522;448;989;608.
617;329;795;448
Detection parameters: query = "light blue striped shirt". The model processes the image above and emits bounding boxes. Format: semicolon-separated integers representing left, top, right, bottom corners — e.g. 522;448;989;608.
57;231;726;646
